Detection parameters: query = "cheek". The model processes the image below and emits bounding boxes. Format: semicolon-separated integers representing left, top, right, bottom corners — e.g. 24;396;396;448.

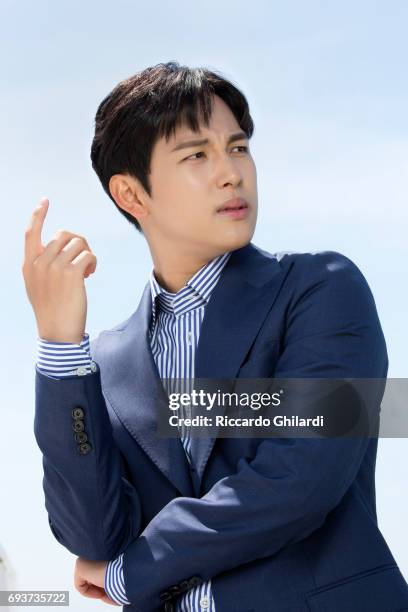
174;167;209;196
152;193;208;232
156;166;205;203
156;173;209;216
246;160;257;185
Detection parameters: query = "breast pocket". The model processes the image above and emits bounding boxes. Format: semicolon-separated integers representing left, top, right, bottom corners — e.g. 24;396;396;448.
305;564;408;612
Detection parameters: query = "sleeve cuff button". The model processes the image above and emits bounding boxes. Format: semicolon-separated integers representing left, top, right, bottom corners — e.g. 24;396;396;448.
78;442;92;455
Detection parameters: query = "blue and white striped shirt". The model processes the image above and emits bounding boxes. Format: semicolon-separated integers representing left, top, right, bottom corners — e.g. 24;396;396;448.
36;251;232;611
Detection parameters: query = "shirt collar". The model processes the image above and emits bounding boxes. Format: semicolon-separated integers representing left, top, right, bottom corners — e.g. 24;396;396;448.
149;251;231;320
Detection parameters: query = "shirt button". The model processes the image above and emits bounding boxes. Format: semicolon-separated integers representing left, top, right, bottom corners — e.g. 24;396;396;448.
187;332;193;346
200;596;210;609
90;361;98;372
76;366;88;376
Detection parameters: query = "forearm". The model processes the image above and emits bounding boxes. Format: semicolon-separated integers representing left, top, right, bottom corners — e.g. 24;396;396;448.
120;433;372;610
34;336;142;560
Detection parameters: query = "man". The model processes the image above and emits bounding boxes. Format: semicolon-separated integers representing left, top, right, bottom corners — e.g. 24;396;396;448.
23;62;408;611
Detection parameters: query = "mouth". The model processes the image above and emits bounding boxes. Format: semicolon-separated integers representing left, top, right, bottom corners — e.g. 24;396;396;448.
216;197;250;219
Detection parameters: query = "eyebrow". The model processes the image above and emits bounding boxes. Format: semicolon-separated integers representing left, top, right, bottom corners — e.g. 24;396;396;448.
171;131;248;152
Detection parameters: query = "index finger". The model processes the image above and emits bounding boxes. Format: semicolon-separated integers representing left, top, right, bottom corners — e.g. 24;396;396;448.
24;197;49;262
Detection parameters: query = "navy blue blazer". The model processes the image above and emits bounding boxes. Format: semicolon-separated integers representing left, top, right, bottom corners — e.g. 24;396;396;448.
34;242;408;611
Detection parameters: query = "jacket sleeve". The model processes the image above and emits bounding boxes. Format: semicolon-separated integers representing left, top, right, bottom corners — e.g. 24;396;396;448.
119;252;389;611
33;335;142;561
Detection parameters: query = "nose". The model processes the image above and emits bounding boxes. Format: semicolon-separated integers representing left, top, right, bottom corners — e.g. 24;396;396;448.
214;153;243;189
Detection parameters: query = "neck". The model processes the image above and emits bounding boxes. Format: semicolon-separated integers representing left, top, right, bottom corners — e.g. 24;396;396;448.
150;248;222;293
152;257;211;293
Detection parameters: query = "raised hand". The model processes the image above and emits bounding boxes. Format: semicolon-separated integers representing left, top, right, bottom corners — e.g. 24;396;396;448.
22;198;97;344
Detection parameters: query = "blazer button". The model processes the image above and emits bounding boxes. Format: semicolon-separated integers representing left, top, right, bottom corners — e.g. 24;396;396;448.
74;432;88;444
159;590;172;602
72;407;84;419
78;442;92;455
168;585;180;597
73;420;85;433
178;580;190;593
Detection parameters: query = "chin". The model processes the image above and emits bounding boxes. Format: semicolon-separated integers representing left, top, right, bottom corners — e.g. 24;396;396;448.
218;225;255;253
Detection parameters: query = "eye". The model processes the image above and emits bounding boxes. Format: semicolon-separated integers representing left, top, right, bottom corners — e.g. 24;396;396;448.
184;151;206;161
232;145;249;154
183;145;249;161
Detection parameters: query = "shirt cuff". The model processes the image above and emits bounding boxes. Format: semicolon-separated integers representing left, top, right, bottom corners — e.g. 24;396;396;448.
36;333;98;379
105;554;132;606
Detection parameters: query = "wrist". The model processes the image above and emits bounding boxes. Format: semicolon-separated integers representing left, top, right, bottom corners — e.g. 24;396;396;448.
37;330;85;345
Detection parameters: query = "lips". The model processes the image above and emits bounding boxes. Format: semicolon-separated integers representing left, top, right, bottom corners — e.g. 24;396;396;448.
217;197;249;212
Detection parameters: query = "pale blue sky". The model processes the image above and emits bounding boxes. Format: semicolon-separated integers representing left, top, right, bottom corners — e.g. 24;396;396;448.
1;1;407;608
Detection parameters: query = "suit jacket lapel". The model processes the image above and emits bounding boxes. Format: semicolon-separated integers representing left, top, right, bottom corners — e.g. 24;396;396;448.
93;242;290;496
92;283;194;497
191;242;290;481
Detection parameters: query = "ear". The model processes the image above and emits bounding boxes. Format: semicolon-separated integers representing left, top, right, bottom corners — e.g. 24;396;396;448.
109;173;149;221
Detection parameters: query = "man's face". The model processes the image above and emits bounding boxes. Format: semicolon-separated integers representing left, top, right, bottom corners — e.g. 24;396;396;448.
141;94;258;259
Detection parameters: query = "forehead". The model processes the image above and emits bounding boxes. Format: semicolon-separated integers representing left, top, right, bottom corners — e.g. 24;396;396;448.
162;95;242;150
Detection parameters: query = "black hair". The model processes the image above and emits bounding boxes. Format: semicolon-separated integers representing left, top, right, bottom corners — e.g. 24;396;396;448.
90;61;255;232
